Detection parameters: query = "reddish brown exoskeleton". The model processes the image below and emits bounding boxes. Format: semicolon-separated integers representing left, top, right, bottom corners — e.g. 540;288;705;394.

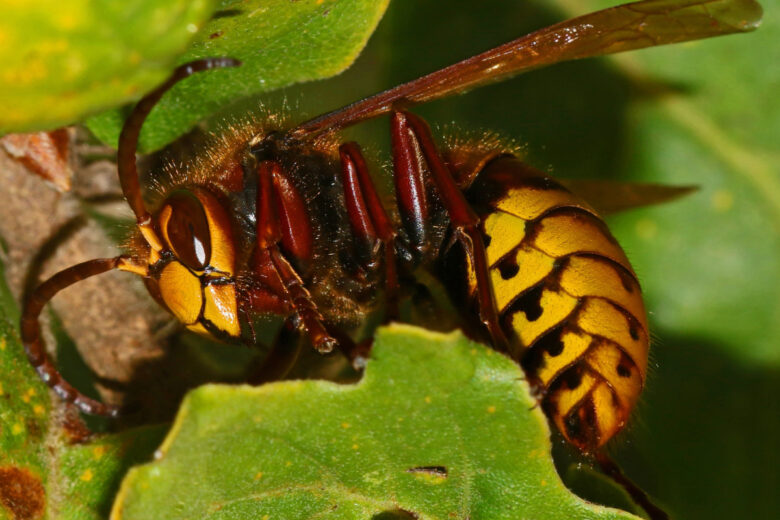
21;0;759;466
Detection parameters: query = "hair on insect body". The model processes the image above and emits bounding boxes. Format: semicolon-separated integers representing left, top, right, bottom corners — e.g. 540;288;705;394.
21;0;760;458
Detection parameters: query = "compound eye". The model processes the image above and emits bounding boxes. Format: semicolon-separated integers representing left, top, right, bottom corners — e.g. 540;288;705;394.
160;191;212;270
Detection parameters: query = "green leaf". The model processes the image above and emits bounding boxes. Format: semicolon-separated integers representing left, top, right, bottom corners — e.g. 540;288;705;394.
54;427;166;520
87;0;391;152
113;325;639;520
0;281;49;520
0;257;165;519
0;0;218;134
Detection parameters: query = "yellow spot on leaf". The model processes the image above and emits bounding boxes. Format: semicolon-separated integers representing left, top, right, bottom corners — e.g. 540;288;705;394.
33;405;45;416
541;479;547;486
351;444;359;450
528;449;543;459
262;515;270;520
22;388;36;403
254;472;263;480
12;423;23;435
341;422;350;429
417;472;447;484
0;382;4;395
0;338;6;350
57;13;78;30
285;461;292;467
712;189;734;212
80;468;93;482
424;396;432;404
487;405;496;414
93;445;107;460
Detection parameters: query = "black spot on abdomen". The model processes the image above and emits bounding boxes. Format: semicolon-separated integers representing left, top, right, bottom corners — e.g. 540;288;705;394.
563;367;583;390
537;328;564;357
565;412;583;442
507;284;544;321
497;254;519;280
629;324;640;341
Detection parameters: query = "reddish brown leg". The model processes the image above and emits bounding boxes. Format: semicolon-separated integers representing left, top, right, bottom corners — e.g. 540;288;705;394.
596;452;669;520
338;142;400;320
256;161;338;353
390;111;430;257
247;318;304;385
271;165;314;267
20;257;127;417
392;110;510;352
329;330;374;370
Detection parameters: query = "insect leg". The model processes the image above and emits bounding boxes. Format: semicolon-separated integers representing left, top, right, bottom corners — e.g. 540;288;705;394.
255;161;338;354
596;452;669;520
338;142;400;320
247;318;304;385
390;111;431;259
393;110;510;352
20;256;141;417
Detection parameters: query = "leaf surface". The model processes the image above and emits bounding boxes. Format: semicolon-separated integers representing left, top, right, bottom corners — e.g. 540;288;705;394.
0;0;217;134
87;0;390;152
113;325;639;520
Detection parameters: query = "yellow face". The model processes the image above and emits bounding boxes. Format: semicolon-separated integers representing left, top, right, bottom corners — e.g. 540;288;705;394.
145;188;241;340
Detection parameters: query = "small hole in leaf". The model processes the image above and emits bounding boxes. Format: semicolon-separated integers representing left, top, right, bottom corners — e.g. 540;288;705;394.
406;465;448;477
372;510;419;519
211;9;242;19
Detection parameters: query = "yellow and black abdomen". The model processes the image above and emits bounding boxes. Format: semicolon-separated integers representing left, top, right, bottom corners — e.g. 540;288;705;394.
466;156;649;451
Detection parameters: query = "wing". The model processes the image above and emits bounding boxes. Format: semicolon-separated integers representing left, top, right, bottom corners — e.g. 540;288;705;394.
290;0;761;139
558;179;698;215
